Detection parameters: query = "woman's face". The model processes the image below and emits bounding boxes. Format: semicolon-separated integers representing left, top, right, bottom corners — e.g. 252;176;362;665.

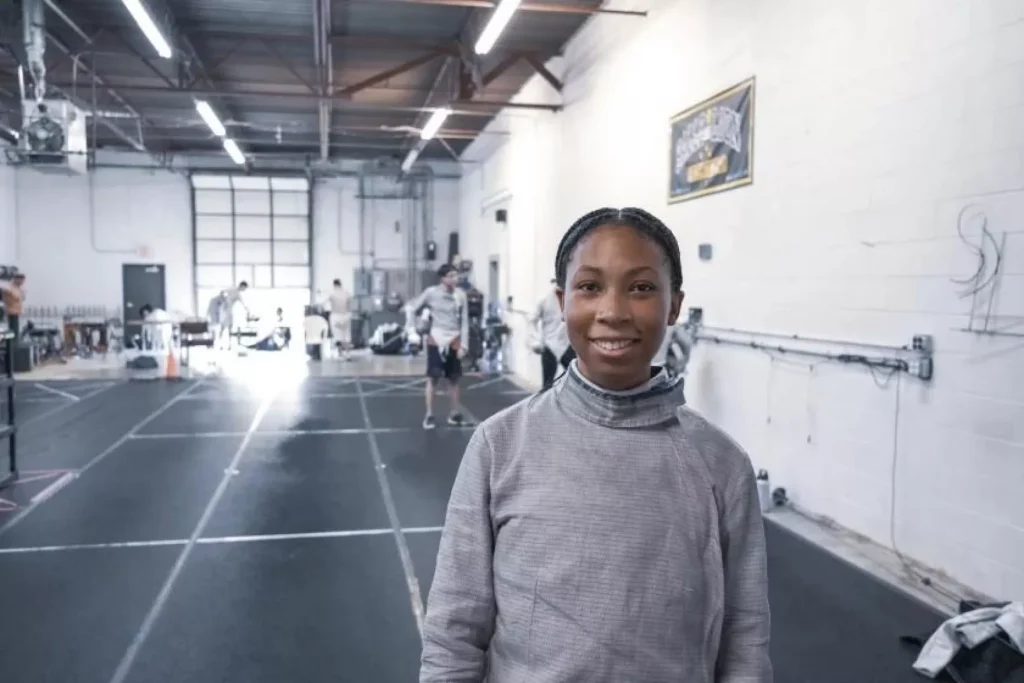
557;224;682;391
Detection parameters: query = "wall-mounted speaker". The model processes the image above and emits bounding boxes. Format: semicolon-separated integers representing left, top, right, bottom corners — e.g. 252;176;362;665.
425;240;437;261
495;209;508;223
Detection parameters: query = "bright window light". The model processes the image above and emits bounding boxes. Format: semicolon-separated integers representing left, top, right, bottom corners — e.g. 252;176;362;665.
195;100;226;137
420;108;451;141
121;0;173;59
223;138;246;165
474;0;522;55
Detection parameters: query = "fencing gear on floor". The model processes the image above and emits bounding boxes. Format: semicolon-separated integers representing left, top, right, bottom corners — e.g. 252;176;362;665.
913;602;1024;677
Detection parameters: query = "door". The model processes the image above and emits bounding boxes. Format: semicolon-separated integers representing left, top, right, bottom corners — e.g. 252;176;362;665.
123;264;166;323
488;257;500;308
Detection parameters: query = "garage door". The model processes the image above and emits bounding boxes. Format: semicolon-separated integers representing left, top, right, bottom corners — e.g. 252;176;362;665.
191;174;312;318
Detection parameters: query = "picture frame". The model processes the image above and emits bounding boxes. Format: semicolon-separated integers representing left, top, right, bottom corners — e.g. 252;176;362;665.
668;77;755;204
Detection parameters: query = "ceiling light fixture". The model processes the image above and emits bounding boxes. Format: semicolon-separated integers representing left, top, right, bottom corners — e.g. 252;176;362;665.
121;0;173;59
474;0;522;55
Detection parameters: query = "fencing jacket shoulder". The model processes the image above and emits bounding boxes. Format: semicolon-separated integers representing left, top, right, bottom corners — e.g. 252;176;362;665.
420;363;773;683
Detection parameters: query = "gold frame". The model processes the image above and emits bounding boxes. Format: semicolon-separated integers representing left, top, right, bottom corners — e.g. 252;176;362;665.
668;76;756;204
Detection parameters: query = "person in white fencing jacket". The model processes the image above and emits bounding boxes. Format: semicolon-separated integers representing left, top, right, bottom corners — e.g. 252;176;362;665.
529;278;576;389
405;264;470;430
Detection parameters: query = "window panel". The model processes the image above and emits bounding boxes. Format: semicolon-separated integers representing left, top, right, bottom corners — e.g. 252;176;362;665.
234;190;271;215
196;265;234;288
195;214;232;239
274;216;307;239
235;215;271;239
253;265;273;288
273;241;309;265
236;240;272;263
273;266;309;288
194;189;232;213
196;240;233;264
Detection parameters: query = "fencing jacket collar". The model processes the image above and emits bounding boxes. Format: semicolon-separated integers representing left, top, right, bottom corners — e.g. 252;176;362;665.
554;360;682;429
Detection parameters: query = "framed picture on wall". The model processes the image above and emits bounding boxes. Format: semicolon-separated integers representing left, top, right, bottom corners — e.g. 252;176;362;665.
668;77;755;204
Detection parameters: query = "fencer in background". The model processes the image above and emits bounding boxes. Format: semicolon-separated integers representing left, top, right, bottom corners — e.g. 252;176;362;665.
529;279;575;389
1;273;26;339
405;264;469;430
326;279;353;360
303;306;329;361
207;281;251;350
138;304;174;351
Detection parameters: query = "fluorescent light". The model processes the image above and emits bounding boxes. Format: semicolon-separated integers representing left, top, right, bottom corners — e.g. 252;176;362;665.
474;0;522;55
121;0;173;59
401;148;418;173
223;139;246;165
195;100;226;137
420;108;451;141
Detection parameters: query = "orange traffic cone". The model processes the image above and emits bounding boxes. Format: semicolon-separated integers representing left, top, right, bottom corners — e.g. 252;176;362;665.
165;349;180;380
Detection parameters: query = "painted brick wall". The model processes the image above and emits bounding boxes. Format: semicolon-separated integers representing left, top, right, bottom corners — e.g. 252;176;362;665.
459;0;1024;599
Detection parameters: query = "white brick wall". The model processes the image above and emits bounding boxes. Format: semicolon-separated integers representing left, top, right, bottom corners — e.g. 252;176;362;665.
460;0;1024;599
13;167;194;312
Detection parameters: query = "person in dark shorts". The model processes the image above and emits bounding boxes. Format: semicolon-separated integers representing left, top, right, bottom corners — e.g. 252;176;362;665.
406;264;470;430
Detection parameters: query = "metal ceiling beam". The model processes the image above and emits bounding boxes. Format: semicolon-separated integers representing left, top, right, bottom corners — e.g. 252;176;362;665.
338;51;445;96
348;0;648;16
37;79;558;112
522;54;561;92
56;25;559;57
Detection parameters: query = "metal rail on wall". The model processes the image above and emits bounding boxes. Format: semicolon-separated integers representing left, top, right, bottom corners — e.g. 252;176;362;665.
694;323;932;380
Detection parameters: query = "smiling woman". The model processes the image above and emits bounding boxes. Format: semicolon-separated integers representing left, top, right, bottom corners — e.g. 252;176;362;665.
553;207;685;391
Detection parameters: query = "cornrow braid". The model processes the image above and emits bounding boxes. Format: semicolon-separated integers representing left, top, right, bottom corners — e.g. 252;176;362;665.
554;207;683;290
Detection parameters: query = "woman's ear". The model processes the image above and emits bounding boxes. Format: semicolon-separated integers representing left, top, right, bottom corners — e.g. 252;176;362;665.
555;287;566;314
667;290;684;325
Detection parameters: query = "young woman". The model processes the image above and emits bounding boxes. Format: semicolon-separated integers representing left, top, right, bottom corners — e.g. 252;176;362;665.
420;208;772;683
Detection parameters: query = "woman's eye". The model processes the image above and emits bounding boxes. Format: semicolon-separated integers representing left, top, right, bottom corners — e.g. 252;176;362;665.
576;282;600;292
632;282;657;293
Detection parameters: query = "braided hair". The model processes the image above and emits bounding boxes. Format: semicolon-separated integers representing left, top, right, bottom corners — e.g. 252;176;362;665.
554;207;683;290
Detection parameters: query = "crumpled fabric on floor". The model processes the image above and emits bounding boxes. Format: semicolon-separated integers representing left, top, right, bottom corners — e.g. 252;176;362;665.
903;601;1024;682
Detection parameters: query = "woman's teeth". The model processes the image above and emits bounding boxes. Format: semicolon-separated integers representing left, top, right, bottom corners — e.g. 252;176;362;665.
593;339;634;351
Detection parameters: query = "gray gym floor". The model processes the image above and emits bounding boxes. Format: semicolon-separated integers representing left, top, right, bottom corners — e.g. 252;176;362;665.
0;376;941;683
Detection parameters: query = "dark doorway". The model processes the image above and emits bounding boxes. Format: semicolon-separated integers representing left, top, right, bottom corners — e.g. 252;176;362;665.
488;257;500;306
123;264;167;324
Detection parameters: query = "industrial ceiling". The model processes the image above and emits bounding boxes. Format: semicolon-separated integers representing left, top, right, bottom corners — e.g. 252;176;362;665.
0;0;647;169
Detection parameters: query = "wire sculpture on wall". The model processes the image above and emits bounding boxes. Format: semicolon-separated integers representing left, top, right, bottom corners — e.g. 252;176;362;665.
951;204;1020;337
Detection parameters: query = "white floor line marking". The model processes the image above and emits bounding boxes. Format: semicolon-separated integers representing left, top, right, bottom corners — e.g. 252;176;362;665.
0;539;189;554
128;427;411;440
0;526;447;555
466;376;508;391
21;381;122;427
33;383;81;401
0;380;203;537
10;397;66;404
29;471;75;504
355;376;426;639
107;386;277;683
362;378;427;397
197;528;394;544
